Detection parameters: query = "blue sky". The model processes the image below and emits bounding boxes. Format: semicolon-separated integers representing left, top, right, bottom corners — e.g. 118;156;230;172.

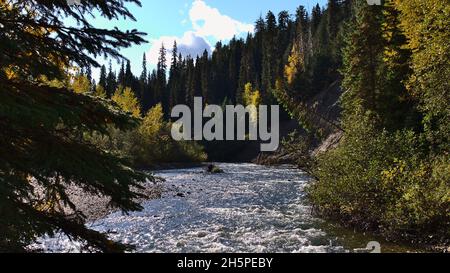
86;0;327;80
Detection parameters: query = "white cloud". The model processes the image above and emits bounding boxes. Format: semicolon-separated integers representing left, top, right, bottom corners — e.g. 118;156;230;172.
147;0;254;67
147;31;211;67
189;0;254;40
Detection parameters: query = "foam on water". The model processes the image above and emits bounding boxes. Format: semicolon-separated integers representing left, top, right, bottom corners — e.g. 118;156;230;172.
37;163;346;253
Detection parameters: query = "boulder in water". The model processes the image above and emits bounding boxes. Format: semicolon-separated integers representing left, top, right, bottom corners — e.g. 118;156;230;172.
206;164;224;174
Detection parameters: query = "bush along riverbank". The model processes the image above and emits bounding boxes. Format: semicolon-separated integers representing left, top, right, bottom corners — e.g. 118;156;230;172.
307;1;449;251
259;0;449;251
306;119;449;251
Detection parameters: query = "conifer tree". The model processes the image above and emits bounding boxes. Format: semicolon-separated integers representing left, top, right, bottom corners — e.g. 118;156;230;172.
148;69;158;107
141;54;148;85
185;56;195;106
237;40;256;104
327;0;340;40
261;11;277;98
200;50;210;103
156;44;167;113
139;53;148;110
106;60;117;97
125;60;133;88
311;4;322;36
341;0;384;120
194;55;202;99
177;53;187;105
0;0;147;252
99;65;107;91
277;10;291;77
377;0;417;130
228;38;242;103
85;65;93;86
118;60;126;86
168;41;179;110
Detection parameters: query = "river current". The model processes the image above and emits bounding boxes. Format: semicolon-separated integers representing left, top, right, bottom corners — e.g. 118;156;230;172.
38;163;417;253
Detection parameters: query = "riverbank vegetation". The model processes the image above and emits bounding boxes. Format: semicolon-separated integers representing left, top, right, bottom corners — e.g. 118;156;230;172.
305;0;449;245
89;102;207;168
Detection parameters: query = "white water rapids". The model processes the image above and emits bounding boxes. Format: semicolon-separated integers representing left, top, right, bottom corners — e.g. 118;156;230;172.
38;163;353;253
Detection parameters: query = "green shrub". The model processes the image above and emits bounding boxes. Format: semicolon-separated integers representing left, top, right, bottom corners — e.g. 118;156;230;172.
308;113;449;240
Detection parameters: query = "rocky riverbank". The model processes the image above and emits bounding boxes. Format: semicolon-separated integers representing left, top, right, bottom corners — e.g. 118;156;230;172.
66;177;165;221
32;176;164;222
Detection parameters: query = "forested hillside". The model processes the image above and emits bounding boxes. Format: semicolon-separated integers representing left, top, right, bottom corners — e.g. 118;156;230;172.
77;1;348;114
73;0;351;160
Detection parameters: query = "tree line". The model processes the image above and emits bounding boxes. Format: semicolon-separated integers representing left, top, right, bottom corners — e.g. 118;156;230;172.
74;1;348;120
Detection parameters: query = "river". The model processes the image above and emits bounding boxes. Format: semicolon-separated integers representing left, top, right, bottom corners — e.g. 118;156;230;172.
38;163;420;253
